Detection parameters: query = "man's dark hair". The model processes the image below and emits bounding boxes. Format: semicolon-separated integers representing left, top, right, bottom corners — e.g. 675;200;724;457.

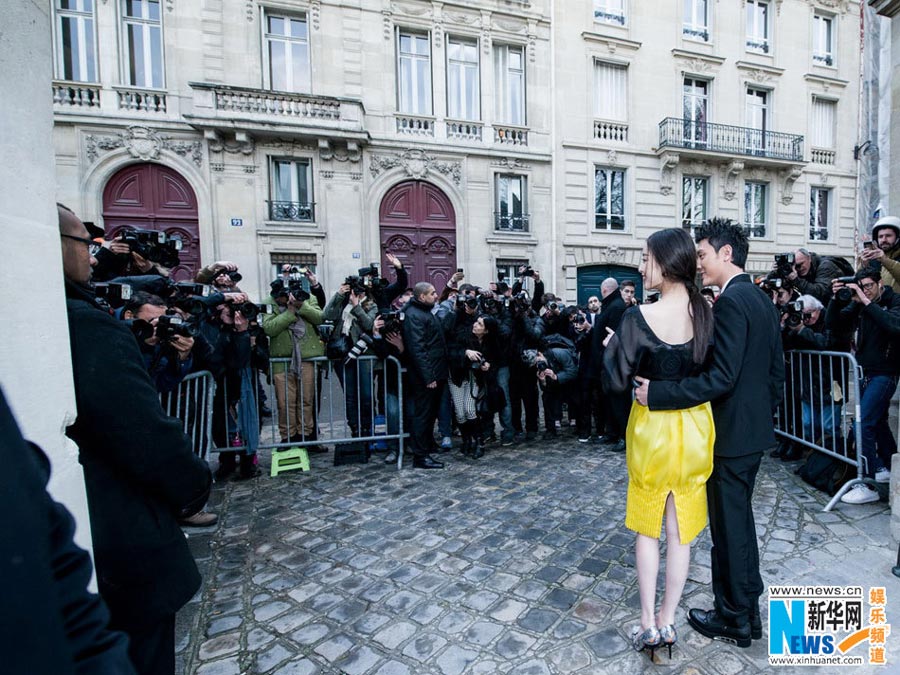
541;293;558;305
620;280;636;289
695;216;749;269
856;267;881;284
413;281;434;299
123;291;166;316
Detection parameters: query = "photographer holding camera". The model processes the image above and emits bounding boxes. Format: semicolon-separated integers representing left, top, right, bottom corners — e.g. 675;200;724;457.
508;289;544;441
771;249;849;306
91;227;182;282
323;273;379;439
263;277;324;448
512;265;546;313
826;269;900;504
859;216;900;293
523;343;578;439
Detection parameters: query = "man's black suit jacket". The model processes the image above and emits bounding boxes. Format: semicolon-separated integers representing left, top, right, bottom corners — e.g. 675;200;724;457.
647;275;784;457
589;289;627;381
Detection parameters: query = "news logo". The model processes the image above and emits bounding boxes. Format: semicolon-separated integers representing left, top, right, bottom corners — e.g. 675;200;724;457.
769;585;891;667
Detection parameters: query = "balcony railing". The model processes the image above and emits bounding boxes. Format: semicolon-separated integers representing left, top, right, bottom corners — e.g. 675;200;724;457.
658;118;804;162
494;212;530;232
446;120;483;142
594;119;628;143
52;81;101;109
810;148;835;165
116;87;167;113
495;125;528;146
396;114;435;137
268;201;315;222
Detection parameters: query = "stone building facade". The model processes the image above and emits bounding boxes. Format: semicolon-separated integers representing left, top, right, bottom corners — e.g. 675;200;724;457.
51;0;859;302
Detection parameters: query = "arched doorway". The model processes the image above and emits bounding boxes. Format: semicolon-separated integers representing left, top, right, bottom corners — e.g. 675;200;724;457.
577;264;643;305
379;180;456;289
102;163;200;281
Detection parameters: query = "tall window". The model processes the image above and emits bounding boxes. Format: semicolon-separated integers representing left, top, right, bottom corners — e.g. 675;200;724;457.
683;78;709;146
398;31;432;115
122;0;164;88
496;259;529;285
447;37;479;121
744;182;768;238
746;0;770;54
594;0;626;26
595;167;625;231
745;87;769;154
270;253;317;286
495;175;528;231
811;97;836;148
269;159;314;222
683;0;709;42
813;14;834;66
494;44;525;126
682;177;708;236
265;13;310;92
809;187;831;241
594;62;627;121
55;0;98;82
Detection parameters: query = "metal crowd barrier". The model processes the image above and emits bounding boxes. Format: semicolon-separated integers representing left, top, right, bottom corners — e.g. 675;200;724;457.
211;354;407;471
160;370;216;460
774;350;864;511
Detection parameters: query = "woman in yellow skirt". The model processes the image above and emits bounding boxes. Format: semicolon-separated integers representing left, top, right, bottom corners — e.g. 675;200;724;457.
603;228;715;657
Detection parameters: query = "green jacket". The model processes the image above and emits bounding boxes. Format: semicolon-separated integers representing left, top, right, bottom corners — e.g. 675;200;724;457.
262;295;324;374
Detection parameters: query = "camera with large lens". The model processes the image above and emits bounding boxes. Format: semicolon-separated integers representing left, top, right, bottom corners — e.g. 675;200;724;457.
345;333;374;363
781;299;804;328
834;275;859;303
521;265;535;278
535;358;549;372
380;310;404;334
774;252;795;277
573;313;587;325
547;301;561;312
480;295;499;313
358;263;379;279
155;314;194;341
120;228;182;267
124;318;155;342
344;275;367;296
456;294;478;310
470;354;485;370
93;282;132;307
225;270;242;283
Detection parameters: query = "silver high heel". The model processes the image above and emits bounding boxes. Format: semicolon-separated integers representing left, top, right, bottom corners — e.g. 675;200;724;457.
630;625;661;656
658;623;677;658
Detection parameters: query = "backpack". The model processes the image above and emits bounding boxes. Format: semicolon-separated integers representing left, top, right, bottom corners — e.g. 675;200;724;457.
822;255;855;278
796;449;852;496
540;333;576;353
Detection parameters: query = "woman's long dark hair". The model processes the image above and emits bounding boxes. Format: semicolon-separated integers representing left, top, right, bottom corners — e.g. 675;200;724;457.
646;228;713;363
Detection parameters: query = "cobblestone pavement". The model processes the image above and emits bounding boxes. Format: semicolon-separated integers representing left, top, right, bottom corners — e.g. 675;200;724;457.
176;435;899;675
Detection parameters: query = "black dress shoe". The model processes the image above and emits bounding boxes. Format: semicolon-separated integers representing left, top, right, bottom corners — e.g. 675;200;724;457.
412;454;444;469
780;444;804;461
770;442;785;458
749;607;763;640
608;439;626;453
687;608;751;648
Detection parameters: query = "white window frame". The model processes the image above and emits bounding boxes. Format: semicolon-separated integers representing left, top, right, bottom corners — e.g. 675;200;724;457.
269;158;315;222
493;44;526;126
594;60;627;122
263;12;311;93
744;181;768;239
270;254;317;289
495;174;528;231
594;0;626;26
496;259;529;286
446;36;480;121
813;13;835;67
594;166;626;231
121;0;165;89
397;30;433;116
745;86;770;154
683;0;709;42
55;0;99;83
683;77;710;146
682;176;708;237
811;96;837;149
746;0;770;54
809;187;831;241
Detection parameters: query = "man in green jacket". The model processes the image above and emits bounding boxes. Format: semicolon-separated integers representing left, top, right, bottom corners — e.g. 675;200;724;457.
263;281;324;444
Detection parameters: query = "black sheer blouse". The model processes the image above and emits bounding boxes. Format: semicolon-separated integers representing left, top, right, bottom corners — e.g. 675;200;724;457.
603;306;706;394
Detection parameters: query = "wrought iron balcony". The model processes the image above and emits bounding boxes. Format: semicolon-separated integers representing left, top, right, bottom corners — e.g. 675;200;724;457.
494;212;530;232
268;201;315;222
658;117;804;163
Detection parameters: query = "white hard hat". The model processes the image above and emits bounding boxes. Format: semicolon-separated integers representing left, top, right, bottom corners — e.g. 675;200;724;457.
872;216;900;239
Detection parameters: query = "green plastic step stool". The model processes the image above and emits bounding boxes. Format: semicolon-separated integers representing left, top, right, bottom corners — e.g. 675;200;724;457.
270;447;310;477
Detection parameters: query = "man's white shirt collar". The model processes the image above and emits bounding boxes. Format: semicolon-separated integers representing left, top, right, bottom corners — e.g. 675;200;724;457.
719;272;745;294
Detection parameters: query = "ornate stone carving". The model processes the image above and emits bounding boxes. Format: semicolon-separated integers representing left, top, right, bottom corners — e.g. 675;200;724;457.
246;0;254;21
606;150;618;166
310;0;321;29
318;139;361;163
369;149;462;186
85;125;204;167
205;129;254;155
491;157;531;170
243;165;256;174
493;16;526;33
722;160;745;201
743;68;775;85
321;170;335;180
600;246;625;263
445;10;480;26
805;0;848;13
350;172;363;181
211;163;225;172
383;10;393;40
165;0;174;11
391;0;431;17
780;166;803;205
659;152;680;195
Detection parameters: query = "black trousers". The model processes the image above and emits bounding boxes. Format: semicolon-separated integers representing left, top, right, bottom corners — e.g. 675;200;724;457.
707;451;764;627
541;386;562;432
111;614;176;675
575;377;603;437
409;379;444;456
509;364;539;433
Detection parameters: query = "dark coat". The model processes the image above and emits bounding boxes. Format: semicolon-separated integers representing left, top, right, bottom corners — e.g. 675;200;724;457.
65;283;212;629
541;347;578;387
401;298;449;384
825;285;900;375
588;288;627;380
647;274;785;457
0;390;136;675
447;325;501;387
793;253;845;305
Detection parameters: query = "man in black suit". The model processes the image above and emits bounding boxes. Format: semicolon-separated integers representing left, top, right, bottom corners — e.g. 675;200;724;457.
61;204;212;674
635;218;784;648
590;278;628;451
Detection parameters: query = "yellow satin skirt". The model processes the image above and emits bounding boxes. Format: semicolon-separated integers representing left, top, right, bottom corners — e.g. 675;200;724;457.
624;400;715;544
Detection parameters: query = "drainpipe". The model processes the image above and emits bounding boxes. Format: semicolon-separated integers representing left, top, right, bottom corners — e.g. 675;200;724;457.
549;0;558;295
